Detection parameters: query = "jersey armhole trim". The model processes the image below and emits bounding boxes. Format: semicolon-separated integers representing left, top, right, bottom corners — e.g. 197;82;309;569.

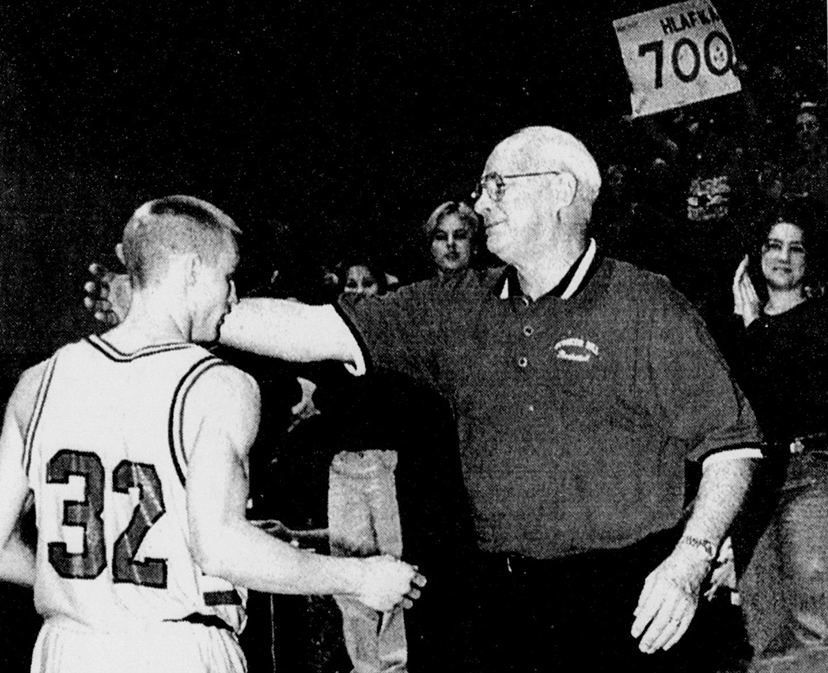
22;353;60;475
168;356;232;486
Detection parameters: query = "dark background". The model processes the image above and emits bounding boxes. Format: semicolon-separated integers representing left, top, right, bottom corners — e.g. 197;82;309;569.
0;0;824;364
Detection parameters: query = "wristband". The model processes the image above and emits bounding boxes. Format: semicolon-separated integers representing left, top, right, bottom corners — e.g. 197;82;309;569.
678;535;717;561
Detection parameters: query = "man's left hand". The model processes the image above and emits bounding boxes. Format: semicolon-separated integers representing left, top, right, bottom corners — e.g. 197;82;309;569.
631;546;711;653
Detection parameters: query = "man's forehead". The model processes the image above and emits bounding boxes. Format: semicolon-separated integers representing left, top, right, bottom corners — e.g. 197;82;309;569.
484;134;556;175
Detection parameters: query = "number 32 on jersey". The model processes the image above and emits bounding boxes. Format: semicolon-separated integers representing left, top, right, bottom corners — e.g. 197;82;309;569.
46;449;167;588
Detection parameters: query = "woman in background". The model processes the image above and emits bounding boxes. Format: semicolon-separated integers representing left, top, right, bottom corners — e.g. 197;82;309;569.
423;201;480;278
340;260;388;297
730;197;828;671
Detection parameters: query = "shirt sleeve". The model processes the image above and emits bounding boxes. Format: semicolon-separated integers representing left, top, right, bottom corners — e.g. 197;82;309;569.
335;281;445;389
648;280;763;463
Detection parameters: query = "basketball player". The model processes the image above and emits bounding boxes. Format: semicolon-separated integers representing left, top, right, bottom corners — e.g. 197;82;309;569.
0;196;422;673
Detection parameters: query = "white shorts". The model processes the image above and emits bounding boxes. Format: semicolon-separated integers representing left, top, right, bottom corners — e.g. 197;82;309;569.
30;618;246;673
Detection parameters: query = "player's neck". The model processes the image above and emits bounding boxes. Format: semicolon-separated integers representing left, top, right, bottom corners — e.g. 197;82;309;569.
106;292;192;350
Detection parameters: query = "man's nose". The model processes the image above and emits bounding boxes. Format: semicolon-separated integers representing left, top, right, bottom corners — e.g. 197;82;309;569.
474;191;490;215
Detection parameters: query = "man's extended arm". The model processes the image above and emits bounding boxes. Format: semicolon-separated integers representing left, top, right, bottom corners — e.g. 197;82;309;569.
0;366;44;588
185;364;422;611
84;266;360;365
219;298;358;364
631;455;755;653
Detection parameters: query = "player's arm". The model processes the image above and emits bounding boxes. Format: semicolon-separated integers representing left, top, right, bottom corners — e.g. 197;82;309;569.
185;365;422;611
0;365;45;587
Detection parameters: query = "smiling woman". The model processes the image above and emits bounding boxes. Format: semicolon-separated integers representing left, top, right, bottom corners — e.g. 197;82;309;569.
760;221;808;301
728;196;828;668
734;198;820;324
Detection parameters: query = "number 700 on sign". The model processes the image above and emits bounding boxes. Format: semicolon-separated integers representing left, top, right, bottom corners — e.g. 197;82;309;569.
613;2;742;118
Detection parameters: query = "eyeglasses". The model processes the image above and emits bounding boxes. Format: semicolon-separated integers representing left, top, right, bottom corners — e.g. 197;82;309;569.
471;170;561;203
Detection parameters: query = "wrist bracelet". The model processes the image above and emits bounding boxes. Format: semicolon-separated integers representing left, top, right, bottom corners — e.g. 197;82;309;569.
679;535;717;561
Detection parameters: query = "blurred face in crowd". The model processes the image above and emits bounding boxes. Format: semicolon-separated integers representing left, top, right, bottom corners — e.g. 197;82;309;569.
606;163;630;201
762;222;807;292
342;264;380;297
796;111;822;152
431;213;473;274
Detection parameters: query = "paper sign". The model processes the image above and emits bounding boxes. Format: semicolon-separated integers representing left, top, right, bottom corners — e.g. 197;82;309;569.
613;1;742;117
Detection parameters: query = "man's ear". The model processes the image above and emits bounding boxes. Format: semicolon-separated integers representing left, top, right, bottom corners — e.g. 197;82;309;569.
552;172;578;209
115;243;125;266
184;254;201;287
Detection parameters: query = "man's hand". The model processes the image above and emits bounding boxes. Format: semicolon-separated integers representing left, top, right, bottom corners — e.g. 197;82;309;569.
83;263;132;326
732;255;761;327
631;544;711;653
356;555;426;612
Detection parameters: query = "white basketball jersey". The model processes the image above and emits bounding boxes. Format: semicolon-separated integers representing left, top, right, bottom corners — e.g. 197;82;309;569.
23;335;247;634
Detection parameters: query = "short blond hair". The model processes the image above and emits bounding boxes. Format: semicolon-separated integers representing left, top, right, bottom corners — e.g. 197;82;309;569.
423;201;480;240
122;195;240;288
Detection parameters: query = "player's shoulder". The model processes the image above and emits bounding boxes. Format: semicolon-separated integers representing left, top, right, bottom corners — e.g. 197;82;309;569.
182;359;260;449
6;352;63;428
17;358;51;390
188;358;261;407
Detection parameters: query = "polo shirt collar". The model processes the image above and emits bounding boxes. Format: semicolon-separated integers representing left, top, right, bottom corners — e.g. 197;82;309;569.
496;237;598;301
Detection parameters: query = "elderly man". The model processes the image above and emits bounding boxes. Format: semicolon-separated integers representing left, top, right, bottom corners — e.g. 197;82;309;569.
88;128;761;672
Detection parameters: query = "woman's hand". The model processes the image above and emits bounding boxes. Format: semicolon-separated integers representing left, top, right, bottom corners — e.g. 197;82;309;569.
732;256;761;328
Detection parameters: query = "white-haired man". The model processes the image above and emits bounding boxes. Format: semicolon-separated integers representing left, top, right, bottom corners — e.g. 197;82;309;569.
87;129;761;672
0;196;422;673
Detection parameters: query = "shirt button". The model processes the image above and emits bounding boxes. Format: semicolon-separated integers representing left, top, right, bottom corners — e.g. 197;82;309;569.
521;297;530;307
528;403;535;412
517;357;528;368
523;325;534;336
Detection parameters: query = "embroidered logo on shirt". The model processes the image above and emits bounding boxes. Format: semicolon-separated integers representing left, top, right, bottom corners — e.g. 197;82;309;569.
554;337;599;362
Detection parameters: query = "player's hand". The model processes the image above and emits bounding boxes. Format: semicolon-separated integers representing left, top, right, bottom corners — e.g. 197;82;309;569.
704;537;736;601
356;555;426;612
83;263;132;326
732;255;760;327
631;545;711;653
290;377;320;420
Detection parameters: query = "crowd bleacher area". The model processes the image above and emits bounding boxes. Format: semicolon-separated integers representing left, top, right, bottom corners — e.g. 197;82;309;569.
588;41;827;338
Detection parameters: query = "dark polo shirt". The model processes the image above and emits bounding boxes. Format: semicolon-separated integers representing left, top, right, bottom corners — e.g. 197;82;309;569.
337;249;761;559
